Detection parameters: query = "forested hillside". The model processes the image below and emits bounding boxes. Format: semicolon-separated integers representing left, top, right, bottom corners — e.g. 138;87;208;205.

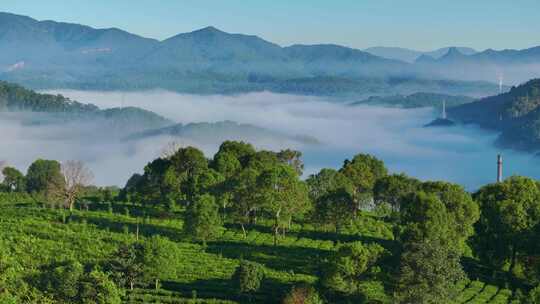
449;79;540;151
1;141;540;303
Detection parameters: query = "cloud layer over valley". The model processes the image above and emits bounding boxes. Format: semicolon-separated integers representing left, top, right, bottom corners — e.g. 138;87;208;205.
2;90;539;190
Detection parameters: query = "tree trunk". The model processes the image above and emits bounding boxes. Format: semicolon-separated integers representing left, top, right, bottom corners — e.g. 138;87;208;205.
130;281;134;290
241;223;247;239
155;278;159;290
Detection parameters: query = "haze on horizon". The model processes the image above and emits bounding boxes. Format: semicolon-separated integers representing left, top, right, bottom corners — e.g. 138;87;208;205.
2;0;540;51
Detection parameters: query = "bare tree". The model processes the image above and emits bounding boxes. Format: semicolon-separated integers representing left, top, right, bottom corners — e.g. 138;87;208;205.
160;140;184;159
49;161;93;211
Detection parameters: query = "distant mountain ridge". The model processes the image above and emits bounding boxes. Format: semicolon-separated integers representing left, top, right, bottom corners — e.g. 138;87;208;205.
0;12;536;96
364;46;477;63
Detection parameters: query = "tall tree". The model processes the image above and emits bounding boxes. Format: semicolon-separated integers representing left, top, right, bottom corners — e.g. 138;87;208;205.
142;236;179;290
340;154;388;210
473;176;540;274
183;194;222;244
257;164;310;245
373;174;420;212
395;240;465;304
396;192;466;304
26;159;64;196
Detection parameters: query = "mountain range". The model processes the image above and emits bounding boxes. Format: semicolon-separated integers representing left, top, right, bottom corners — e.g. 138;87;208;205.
364;46;477;63
0;12;539;96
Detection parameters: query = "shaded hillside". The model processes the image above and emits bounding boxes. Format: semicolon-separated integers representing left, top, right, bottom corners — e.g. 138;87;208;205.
449;79;540;151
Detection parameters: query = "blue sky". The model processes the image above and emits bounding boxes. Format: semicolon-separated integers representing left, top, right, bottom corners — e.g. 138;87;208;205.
2;0;539;51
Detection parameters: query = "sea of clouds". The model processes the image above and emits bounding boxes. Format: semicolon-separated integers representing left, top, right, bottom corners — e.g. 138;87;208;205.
1;90;538;190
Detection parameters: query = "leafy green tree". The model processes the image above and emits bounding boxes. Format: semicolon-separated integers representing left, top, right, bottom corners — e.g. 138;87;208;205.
396;192;466;304
399;192;452;244
420;181;479;254
43;260;84;302
282;285;324;304
231;260;265;295
183;194;222;243
373;174;420;212
26;159;64;196
107;243;144;290
321;242;386;296
340;154;388;209
1;167;25;193
230;168;261;237
314;188;355;233
257;164;310;245
306;168;354;202
214;140;256;167
142;236;179;289
79;269;123;304
395;240;465;304
473;176;540;274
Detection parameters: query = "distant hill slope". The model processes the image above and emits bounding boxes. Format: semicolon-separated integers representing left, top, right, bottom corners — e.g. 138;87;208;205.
0;81;172;132
351;92;474;110
449;78;540;151
127;120;320;146
365;46;477;63
0;12;511;97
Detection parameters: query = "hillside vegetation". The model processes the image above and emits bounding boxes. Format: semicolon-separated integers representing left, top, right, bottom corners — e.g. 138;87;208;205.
1;140;540;303
449;79;540;151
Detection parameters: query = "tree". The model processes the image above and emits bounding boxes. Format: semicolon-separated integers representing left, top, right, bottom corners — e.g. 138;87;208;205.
395;192;466;304
420;181;479;254
314;188;356;233
282;285;324;304
340;154;388;192
231;260;265;295
373;174;420;212
1;167;25;192
48;161;93;211
214;140;256;167
473;176;540;274
306;168;354;202
321;242;386;296
340;154;388;209
26;159;63;196
257;164;310;245
79;270;123;304
395;240;465;304
142;236;179;289
183;194;222;243
107;243;144;290
42;260;84;302
230;168;261;237
277;149;304;176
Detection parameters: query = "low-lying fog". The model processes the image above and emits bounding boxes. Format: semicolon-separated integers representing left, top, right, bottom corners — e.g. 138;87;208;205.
2;90;539;190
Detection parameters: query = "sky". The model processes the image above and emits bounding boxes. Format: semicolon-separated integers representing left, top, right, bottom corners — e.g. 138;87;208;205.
1;0;540;51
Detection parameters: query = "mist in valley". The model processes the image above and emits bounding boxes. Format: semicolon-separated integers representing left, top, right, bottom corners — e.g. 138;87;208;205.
1;90;539;190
